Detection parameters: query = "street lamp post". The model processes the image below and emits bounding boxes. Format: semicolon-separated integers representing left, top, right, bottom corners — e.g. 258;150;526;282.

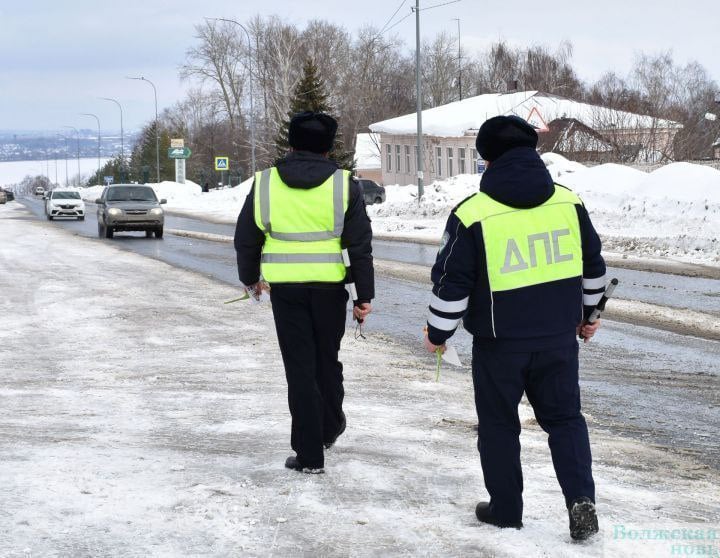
62;126;81;186
207;17;256;177
99;97;125;162
413;0;424;199
80;113;101;186
127;76;160;184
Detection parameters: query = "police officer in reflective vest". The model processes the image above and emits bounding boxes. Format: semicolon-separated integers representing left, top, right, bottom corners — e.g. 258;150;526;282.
424;116;606;540
235;111;374;474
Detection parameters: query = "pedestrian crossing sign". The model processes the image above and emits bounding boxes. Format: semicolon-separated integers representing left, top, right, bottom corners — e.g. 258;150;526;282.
215;157;229;170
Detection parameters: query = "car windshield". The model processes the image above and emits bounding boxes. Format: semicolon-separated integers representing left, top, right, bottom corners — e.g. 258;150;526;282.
52;191;81;200
106;187;157;202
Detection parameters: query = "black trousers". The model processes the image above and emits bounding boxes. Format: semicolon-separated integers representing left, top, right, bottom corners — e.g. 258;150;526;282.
472;340;595;524
270;286;349;468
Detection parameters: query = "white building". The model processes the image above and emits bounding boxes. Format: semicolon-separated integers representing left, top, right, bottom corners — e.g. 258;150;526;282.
369;91;681;186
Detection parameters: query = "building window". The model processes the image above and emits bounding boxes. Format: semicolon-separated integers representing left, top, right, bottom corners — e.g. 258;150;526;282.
386;144;392;171
395;145;401;172
405;145;411;173
471;148;478;174
458;147;466;174
447;147;454;176
436;146;442;177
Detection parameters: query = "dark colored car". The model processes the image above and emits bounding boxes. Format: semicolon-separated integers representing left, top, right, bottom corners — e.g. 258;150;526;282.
359;179;386;205
95;184;166;239
2;189;15;202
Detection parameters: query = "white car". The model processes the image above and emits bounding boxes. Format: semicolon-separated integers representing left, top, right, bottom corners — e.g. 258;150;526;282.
45;189;85;221
34;186;45;196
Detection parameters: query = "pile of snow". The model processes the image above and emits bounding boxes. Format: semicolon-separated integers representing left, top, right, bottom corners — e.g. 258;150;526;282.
82;178;253;222
369;155;720;264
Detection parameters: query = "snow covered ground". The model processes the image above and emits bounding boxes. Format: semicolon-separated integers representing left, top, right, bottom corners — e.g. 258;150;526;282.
368;155;720;265
0;157;110;188
1;202;718;557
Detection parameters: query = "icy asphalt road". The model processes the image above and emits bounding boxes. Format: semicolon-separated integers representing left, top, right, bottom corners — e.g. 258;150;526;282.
17;198;720;471
1;204;718;558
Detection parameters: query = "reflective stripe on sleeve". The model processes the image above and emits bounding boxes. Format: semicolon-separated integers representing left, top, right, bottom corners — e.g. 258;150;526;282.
582;275;607;290
427;314;462;331
583;292;604;306
429;294;469;314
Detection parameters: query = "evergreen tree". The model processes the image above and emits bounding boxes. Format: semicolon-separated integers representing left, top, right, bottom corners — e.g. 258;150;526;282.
129;122;174;183
86;155;128;187
275;58;354;171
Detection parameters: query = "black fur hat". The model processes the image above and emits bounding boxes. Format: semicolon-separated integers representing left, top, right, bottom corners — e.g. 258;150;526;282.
288;111;338;154
475;115;538;162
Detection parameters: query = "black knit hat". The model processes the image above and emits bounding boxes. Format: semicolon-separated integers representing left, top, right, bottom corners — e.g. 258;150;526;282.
475;115;538;162
288;111;338;154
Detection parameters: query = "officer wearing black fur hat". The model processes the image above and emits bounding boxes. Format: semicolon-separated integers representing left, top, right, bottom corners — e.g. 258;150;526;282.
234;111;374;474
423;115;606;540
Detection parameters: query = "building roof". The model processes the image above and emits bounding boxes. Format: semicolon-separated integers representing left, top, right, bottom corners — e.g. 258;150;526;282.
538;118;615;154
369;91;682;138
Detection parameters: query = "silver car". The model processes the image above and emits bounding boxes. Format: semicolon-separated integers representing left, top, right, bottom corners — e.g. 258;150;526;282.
96;184;166;239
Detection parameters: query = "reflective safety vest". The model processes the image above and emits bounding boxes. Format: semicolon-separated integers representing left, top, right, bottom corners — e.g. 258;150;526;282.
455;185;583;292
253;167;349;283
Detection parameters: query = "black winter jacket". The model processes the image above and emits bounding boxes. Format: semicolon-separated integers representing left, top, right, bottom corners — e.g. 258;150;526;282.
427;147;606;351
234;151;374;303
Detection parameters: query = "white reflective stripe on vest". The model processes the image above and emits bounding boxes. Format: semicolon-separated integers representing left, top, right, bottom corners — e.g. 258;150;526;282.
427;313;462;331
583;292;603;306
258;169;345;241
582;275;607;290
429;294;469;314
261;253;344;264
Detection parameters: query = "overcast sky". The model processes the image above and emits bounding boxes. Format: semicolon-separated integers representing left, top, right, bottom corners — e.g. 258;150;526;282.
1;0;718;132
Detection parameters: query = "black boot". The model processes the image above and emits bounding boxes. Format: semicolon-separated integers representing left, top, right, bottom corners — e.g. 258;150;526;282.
324;414;347;450
568;497;599;541
284;455;324;475
475;502;523;529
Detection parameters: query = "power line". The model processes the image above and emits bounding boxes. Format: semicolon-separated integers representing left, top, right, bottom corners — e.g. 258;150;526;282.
421;0;461;10
378;0;408;35
382;12;413;34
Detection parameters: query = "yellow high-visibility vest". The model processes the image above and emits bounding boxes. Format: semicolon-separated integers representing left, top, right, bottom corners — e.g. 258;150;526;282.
253;166;349;283
455;185;583;292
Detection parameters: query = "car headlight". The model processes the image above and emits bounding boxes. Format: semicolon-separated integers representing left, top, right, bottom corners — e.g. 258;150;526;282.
149;208;163;216
108;208;123;216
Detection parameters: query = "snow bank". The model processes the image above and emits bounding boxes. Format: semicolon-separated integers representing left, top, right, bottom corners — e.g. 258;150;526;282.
82;178;253;222
369;157;720;264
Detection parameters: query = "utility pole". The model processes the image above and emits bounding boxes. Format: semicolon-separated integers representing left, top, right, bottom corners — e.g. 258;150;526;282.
80;113;101;186
127;76;160;185
413;0;424;200
453;18;462;100
207;17;256;177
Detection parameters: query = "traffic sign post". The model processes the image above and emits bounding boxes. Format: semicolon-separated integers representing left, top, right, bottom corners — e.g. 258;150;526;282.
103;176;114;186
215;157;229;187
175;159;186;184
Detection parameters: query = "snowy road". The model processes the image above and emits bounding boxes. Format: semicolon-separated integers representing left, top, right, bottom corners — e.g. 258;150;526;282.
1;203;718;557
15;197;720;472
